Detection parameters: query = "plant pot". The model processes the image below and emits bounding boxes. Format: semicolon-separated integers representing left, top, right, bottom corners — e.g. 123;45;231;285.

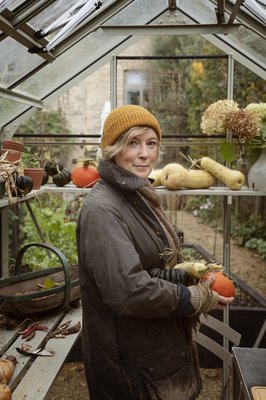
23;168;44;189
0;149;22;164
2;140;25;152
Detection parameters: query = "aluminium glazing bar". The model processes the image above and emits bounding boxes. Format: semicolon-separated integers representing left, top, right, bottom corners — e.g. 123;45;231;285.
36;0;91;37
228;0;245;24
0;14;54;62
53;0;134;57
0;0;13;13
216;0;225;23
100;23;241;36
44;0;102;52
110;55;117;110
0;87;43;108
222;53;234;400
10;0;57;28
224;0;266;38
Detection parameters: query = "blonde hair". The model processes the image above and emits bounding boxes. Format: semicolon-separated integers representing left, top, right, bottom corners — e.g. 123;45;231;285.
102;126;160;160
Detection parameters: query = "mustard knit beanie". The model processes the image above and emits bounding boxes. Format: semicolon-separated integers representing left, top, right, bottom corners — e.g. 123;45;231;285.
101;105;161;150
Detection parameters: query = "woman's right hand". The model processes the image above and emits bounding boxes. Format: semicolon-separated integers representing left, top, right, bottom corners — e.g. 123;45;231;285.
188;275;234;315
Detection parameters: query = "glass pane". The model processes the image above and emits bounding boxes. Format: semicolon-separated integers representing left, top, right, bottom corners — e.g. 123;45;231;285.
225;25;266;67
0;97;29;126
0;37;43;88
6;0;25;11
15;0;168;99
179;0;266;72
28;0;78;31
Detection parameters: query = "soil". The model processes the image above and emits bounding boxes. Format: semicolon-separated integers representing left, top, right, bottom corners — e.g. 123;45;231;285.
47;210;266;400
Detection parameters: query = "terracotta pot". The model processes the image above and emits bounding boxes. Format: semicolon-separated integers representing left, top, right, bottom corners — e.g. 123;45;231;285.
23;168;44;190
2;140;25;152
0;149;22;164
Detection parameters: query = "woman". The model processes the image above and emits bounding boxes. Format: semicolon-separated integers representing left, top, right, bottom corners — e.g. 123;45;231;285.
76;105;234;400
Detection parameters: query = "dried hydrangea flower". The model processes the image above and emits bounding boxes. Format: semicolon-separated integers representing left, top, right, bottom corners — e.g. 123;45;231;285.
201;99;239;135
225;109;262;142
246;103;266;121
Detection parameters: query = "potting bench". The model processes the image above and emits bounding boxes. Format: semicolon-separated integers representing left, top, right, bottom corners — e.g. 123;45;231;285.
0;304;82;400
232;347;266;400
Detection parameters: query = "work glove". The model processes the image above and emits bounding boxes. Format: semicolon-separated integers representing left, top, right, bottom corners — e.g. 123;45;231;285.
188;277;219;315
149;267;188;285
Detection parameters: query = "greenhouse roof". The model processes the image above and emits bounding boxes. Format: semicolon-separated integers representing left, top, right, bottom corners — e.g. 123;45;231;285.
0;0;265;137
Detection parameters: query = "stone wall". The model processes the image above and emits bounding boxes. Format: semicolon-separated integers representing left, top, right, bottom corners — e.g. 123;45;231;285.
51;37;153;142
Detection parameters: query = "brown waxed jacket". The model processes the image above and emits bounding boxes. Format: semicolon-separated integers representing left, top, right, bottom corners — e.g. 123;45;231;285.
76;159;201;400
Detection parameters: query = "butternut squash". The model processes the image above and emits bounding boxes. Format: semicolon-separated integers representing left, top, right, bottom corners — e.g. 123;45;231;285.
174;262;224;279
183;169;216;189
161;163;215;190
161;163;188;190
200;157;245;190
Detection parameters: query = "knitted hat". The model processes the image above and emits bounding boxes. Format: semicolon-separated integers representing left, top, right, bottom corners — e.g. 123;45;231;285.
101;105;161;150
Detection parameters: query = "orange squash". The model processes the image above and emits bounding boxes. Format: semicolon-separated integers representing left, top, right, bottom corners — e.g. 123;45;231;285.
202;271;235;298
71;161;99;188
0;384;11;400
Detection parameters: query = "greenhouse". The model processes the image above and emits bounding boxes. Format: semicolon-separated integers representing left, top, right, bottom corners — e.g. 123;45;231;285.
0;1;265;399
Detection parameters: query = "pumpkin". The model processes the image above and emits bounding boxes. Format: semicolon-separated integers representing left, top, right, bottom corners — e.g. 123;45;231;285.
71;161;99;188
0;384;11;400
42;171;49;185
52;169;71;187
0;356;16;385
13;175;33;197
44;161;64;177
202;271;235;298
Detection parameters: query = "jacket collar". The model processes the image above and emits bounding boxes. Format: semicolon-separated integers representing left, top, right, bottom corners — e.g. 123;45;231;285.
98;159;149;191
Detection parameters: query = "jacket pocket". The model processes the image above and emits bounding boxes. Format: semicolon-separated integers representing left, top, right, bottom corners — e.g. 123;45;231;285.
136;341;195;400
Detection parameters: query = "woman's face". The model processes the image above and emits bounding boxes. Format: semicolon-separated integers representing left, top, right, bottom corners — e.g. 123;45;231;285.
114;129;159;178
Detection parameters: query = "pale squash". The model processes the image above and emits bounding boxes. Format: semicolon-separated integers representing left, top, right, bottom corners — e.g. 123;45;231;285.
149;169;162;187
200;157;245;190
161;163;188;190
183;169;216;189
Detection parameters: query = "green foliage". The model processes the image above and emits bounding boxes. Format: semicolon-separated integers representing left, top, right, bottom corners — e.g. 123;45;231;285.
16;109;72;163
19;194;79;270
220;141;236;163
185;197;266;259
17;109;69;135
245;239;266;259
150;36;265;164
184;196;223;231
232;215;266;243
233;215;266;260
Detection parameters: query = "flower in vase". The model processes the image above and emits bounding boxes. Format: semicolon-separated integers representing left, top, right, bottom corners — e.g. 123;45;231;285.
245;103;266;149
201;99;239;135
225;108;262;156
